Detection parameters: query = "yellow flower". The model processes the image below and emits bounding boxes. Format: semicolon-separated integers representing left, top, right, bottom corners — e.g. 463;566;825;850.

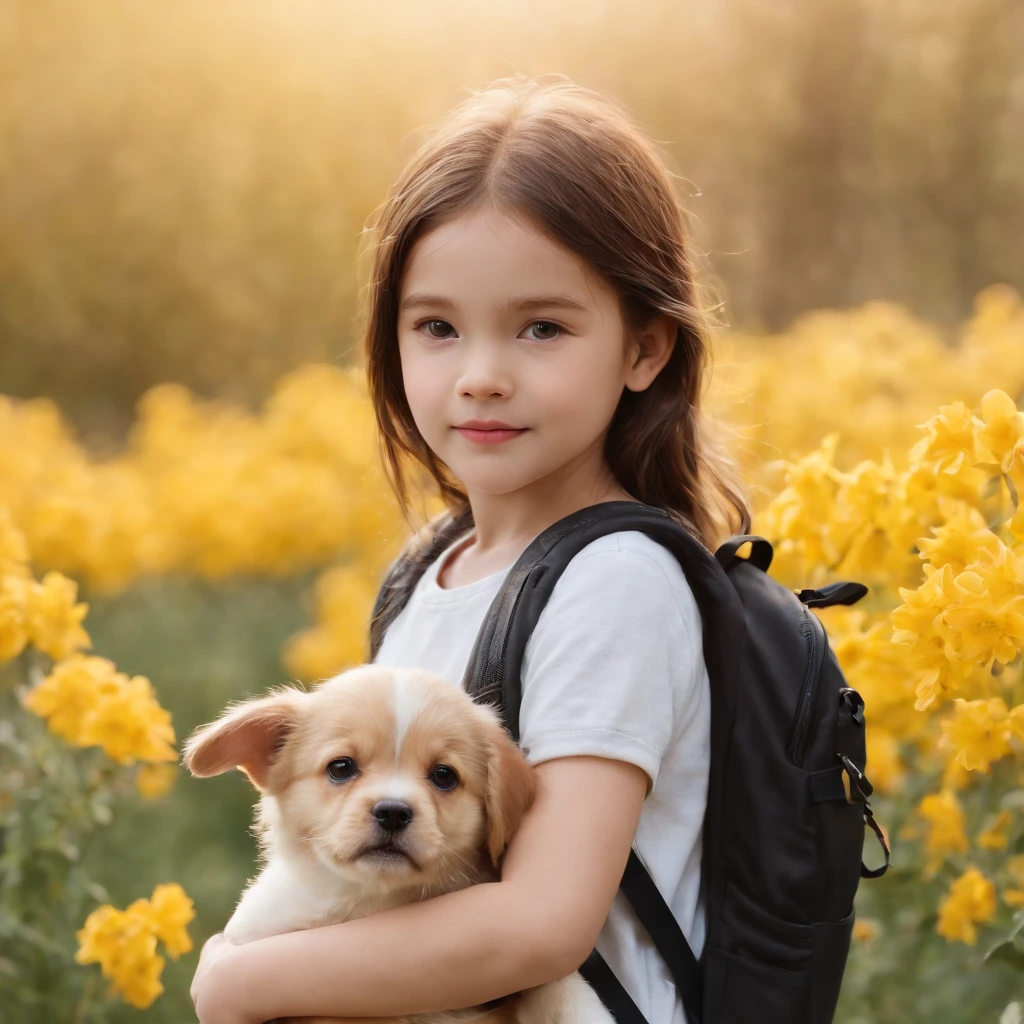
283;563;378;680
1007;855;1024;888
75;884;194;1009
147;883;196;959
1004;856;1024;907
909;400;983;476
22;654;177;765
114;948;166;1010
940;698;1015;772
0;507;31;578
936;866;996;944
0;574;29;662
894;552;1024;711
917;501;1003;576
135;763;178;800
977;810;1013;851
853;918;880;943
75;905;130;969
892;563;962;710
941;754;975;792
22;655;123;745
976;390;1024;472
75;903;165;1009
24;570;91;661
79;675;177;765
865;729;906;794
1009;443;1024;543
917;789;970;873
941;570;1024;666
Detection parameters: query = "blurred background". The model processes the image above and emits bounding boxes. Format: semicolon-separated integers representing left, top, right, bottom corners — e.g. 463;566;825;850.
4;0;1023;442
2;1;1024;1021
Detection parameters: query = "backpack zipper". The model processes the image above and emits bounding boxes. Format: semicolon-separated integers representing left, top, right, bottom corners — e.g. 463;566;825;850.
789;608;826;766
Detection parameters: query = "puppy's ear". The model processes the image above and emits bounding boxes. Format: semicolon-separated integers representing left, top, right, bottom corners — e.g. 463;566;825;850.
484;720;537;867
182;687;305;791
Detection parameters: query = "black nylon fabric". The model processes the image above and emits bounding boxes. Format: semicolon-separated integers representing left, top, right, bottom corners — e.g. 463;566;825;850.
367;500;886;1024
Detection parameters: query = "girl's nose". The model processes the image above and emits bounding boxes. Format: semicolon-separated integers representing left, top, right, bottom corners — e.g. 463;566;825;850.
454;343;515;399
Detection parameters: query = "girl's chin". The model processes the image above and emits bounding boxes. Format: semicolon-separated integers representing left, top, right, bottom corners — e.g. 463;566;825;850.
460;477;536;497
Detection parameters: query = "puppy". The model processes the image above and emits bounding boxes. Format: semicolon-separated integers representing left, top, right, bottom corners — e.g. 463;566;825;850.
183;664;613;1024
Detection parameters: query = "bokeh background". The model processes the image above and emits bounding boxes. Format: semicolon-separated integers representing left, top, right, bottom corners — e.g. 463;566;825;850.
3;1;1024;1021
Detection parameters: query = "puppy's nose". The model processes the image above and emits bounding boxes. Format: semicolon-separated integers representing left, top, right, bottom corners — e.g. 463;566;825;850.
371;799;414;833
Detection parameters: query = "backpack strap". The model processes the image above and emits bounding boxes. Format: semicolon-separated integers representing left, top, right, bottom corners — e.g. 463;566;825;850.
461;501;742;742
459;500;744;1024
579;949;649;1024
715;534;773;573
620;850;704;1016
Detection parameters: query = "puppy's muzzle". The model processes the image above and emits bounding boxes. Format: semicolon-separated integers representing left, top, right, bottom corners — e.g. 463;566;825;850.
371;799;414;833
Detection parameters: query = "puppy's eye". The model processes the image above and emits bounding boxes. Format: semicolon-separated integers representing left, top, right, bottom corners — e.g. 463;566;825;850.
427;764;459;791
326;757;358;783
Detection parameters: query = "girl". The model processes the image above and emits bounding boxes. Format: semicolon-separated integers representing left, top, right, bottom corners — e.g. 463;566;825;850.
190;73;751;1024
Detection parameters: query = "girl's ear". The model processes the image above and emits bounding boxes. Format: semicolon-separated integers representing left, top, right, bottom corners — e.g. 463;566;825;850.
625;314;676;392
182;688;306;791
484;720;537;866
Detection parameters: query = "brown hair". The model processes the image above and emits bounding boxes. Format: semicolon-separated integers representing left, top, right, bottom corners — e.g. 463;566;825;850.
362;74;751;551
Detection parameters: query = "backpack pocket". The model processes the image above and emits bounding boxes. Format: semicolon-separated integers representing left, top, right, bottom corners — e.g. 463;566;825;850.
704;946;807;1021
703;882;855;1023
806;905;856;1023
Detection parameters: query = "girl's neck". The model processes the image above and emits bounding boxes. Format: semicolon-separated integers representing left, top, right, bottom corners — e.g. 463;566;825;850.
440;461;636;589
469;485;631;549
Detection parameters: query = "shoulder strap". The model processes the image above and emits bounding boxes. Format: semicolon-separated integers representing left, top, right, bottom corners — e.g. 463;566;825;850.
460;500;744;1024
579;949;649;1024
460;500;742;744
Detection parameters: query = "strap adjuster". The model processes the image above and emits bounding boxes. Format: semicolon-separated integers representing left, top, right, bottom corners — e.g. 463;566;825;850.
838;752;873;802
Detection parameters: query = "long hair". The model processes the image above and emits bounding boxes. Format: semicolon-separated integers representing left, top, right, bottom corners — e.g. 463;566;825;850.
361;74;751;551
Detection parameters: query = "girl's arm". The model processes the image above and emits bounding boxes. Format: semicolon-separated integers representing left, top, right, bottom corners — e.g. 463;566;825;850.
192;754;648;1024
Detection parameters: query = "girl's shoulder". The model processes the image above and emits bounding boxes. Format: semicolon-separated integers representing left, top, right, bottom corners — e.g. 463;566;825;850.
520;528;708;781
545;528;702;638
571;528;689;570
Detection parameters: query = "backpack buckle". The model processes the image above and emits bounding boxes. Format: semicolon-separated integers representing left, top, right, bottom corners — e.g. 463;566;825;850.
838;752;873;802
838;687;865;725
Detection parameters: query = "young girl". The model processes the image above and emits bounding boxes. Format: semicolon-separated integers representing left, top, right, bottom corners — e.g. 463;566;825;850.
190;73;750;1024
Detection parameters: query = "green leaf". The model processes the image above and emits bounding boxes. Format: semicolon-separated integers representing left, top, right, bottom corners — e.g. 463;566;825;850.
85;881;109;904
985;938;1024;971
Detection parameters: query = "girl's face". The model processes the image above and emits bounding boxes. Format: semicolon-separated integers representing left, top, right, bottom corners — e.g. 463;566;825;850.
397;205;666;501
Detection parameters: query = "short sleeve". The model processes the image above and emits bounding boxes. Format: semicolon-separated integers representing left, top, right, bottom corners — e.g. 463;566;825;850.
518;533;701;792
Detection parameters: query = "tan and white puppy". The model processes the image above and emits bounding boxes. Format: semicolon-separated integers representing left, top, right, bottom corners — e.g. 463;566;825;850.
183;664;613;1024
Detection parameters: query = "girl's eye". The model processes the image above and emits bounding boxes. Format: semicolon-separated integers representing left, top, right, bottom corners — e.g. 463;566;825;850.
326;757;358;783
420;319;455;339
523;320;562;342
427;764;459;791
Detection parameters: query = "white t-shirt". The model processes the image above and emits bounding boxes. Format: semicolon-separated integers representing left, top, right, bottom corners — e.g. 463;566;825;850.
373;529;711;1024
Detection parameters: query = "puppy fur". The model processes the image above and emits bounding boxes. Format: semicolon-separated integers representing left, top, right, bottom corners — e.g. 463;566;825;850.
183;665;613;1024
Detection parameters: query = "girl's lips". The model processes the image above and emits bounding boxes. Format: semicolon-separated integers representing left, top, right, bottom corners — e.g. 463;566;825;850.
454;426;528;445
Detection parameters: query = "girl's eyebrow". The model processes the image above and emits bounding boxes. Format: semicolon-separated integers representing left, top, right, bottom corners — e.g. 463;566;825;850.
399;292;589;314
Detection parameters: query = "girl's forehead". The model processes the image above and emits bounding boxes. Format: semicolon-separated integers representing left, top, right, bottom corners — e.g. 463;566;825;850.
400;206;614;310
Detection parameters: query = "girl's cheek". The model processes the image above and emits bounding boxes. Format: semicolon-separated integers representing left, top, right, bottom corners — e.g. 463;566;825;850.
402;372;448;443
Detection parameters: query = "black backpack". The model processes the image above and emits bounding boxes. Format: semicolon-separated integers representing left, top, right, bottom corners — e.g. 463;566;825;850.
368;500;890;1024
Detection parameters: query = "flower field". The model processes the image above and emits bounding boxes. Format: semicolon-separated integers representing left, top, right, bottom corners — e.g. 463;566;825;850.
2;285;1024;1021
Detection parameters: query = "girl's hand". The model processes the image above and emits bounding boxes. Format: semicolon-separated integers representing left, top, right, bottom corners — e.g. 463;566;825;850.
191;931;254;1024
